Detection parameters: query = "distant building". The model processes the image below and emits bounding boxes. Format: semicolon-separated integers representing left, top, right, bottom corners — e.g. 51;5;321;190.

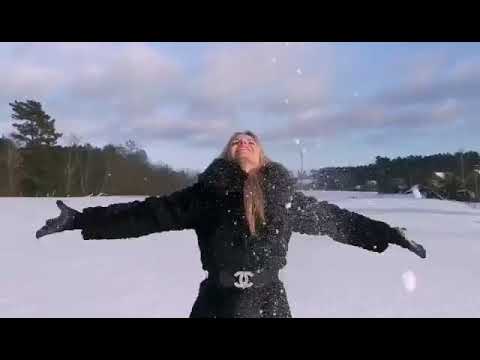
431;171;453;188
365;180;377;191
296;177;316;190
390;177;408;192
353;180;377;192
456;189;475;201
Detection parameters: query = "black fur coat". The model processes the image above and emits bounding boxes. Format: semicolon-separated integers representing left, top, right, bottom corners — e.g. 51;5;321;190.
76;158;410;273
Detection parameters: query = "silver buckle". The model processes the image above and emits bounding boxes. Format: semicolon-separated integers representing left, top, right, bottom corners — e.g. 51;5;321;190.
234;271;254;289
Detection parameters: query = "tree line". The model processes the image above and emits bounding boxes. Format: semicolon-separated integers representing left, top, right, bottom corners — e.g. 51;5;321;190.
2;99;479;201
310;152;480;201
0;100;197;197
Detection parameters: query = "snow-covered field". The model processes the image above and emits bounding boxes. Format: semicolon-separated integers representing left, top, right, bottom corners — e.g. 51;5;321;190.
1;191;479;317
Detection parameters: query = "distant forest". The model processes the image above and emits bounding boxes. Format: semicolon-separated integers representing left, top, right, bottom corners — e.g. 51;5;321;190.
0;99;196;197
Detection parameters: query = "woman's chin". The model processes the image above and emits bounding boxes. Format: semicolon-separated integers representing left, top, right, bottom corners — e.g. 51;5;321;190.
235;155;251;162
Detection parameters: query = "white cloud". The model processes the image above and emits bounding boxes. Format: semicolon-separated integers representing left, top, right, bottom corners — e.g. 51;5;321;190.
0;62;65;99
196;42;334;112
0;43;478;157
450;56;480;81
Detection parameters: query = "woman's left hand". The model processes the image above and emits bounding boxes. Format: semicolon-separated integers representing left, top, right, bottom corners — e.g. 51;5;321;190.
393;227;426;259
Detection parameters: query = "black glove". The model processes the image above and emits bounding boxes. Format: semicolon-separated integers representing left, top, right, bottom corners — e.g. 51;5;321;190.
35;200;82;239
391;227;426;259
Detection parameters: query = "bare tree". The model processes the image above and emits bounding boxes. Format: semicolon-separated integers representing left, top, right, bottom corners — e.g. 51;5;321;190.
4;138;22;195
65;134;81;196
125;139;139;154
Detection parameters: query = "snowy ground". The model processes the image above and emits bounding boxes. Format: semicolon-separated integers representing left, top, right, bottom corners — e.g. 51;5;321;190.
1;191;479;317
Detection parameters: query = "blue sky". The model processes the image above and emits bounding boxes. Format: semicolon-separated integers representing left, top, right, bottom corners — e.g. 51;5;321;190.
0;42;479;174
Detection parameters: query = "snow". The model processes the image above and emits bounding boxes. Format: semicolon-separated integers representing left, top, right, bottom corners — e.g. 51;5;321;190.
410;185;424;199
1;191;480;317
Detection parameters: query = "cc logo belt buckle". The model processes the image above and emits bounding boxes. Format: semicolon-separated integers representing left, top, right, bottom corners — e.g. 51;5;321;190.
234;271;254;289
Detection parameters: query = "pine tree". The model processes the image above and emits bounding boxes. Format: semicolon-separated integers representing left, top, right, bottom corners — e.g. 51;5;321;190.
9;100;62;147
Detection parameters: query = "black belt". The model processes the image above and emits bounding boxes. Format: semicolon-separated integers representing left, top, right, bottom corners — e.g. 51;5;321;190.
208;269;279;289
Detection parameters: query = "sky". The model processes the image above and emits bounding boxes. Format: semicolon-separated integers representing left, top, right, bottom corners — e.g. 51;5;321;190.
0;42;479;174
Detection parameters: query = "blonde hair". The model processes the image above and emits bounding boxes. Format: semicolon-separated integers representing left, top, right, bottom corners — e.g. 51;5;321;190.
219;131;270;235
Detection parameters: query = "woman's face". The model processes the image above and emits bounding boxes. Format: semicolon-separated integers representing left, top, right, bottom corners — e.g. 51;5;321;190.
229;134;261;167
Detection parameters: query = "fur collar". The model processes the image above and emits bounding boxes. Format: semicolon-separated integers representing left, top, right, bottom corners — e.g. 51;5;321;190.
198;158;293;193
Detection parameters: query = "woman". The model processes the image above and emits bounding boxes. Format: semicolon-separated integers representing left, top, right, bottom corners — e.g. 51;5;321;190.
36;131;426;318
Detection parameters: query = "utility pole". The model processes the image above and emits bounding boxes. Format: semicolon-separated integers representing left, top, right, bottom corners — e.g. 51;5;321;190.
459;148;465;188
300;147;304;176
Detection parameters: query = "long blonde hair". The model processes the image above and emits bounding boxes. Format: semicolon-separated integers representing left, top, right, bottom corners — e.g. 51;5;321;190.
219;131;270;235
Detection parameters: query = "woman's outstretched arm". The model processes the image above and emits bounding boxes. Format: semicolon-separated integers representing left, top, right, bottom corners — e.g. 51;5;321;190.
36;183;203;240
288;191;426;258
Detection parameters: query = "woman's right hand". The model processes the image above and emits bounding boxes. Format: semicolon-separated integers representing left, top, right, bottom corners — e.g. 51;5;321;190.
35;200;81;239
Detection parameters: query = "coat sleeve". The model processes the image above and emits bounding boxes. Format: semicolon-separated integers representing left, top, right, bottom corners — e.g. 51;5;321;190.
288;191;407;253
77;183;203;240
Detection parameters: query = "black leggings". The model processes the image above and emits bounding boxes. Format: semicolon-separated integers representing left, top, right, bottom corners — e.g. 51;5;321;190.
189;278;292;318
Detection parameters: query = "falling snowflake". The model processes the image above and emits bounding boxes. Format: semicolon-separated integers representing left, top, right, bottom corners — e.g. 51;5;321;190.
294;138;300;145
271;57;277;64
284;98;289;105
275;229;279;234
296;68;303;75
402;270;417;293
285;202;292;209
